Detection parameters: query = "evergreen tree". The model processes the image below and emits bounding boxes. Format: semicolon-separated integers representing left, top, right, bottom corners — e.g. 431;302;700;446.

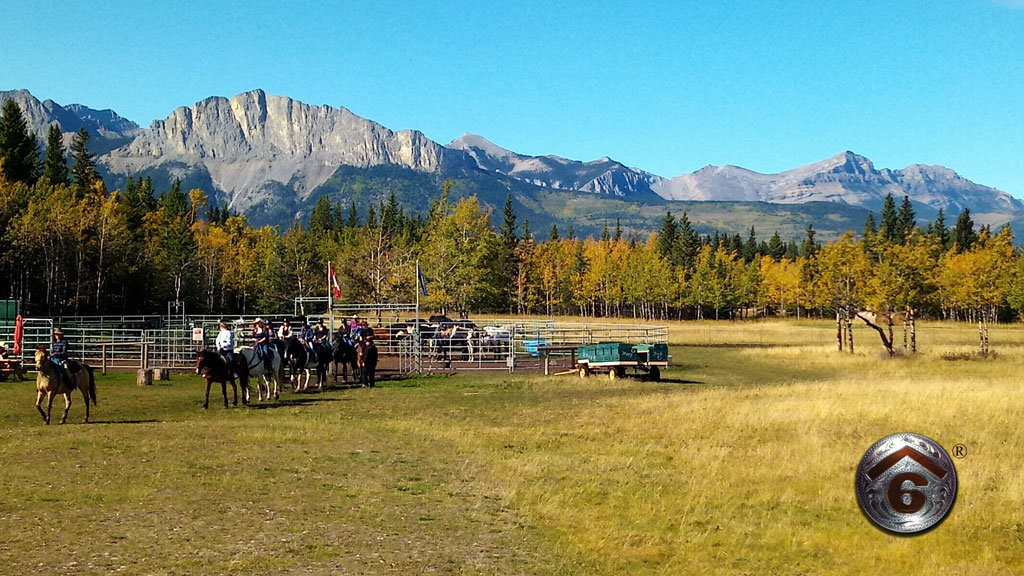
381;191;401;233
549;223;559;241
879;193;899;243
800;223;819;257
308;195;335;235
42;122;68;185
522;219;532;240
365;204;377;228
677;212;700;270
730;233;743;255
863;212;877;238
600;221;610;243
951;209;977;253
566;224;575;240
499;194;518;250
657;211;678;262
160;178;188;222
0;98;39;185
768;231;785;260
930;208;950;249
896;195;916;243
785;241;799;259
742;226;758;262
69;127;97;195
497;193;520;312
345;201;359;228
614;218;622;242
862;212;878;255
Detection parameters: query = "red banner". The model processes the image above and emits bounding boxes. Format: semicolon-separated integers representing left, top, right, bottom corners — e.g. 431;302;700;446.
329;263;342;300
13;314;23;356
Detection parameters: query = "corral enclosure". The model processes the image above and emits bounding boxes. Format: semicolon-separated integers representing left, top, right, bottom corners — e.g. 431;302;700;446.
0;314;668;375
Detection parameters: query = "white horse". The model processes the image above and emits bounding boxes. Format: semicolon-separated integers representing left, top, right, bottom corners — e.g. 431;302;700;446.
235;346;284;402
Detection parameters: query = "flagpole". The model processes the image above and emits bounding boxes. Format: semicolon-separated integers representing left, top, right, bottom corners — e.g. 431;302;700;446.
328;261;334;335
415;259;421;374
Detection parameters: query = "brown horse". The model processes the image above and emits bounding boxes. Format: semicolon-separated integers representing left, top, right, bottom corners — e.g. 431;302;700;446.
34;347;96;425
194;349;244;409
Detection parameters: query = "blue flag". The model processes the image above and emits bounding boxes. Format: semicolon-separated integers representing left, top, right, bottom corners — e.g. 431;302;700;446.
417;263;428;296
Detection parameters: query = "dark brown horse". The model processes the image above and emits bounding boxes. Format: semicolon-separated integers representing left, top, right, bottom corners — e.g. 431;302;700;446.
355;339;378;387
195;349;246;409
332;336;357;384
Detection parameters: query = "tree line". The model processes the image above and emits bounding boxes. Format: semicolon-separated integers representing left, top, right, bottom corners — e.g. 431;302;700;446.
1;98;1021;354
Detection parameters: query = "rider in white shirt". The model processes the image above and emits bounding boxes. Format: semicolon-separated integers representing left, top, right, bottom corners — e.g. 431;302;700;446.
215;321;235;367
277;319;293;340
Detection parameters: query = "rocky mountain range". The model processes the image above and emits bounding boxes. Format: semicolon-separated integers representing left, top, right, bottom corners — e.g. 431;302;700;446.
0;89;141;155
4;88;1022;234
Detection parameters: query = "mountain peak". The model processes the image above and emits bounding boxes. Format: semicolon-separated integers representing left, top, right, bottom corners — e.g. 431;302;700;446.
448;132;513;159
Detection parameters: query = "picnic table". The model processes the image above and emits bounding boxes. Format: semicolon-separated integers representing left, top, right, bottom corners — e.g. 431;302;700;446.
0;358;27;381
535;344;584;376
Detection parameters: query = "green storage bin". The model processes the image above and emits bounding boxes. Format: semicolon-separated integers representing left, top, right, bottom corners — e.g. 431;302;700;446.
633;343;668;363
577;342;638;364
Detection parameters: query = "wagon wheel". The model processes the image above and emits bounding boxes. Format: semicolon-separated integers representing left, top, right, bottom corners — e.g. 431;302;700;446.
578;365;589;379
608;367;623;381
649;366;661;382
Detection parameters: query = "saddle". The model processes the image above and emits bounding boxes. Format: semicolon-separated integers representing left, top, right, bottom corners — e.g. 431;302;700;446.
50;359;75;388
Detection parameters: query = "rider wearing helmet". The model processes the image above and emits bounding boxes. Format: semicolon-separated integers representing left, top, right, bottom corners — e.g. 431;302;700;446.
313;319;330;351
299;320;316;355
277;319;292;340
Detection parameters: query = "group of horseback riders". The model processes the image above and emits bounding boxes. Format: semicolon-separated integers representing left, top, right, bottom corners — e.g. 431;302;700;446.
215;315;376;375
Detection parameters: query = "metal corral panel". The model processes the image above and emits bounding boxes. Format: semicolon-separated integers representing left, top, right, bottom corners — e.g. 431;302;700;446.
633;343;669;363
577;342;638;364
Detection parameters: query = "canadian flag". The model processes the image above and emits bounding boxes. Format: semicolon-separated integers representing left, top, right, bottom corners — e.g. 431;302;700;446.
329;262;342;300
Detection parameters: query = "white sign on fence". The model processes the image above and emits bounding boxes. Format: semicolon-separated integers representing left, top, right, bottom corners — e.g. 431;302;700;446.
192;327;204;342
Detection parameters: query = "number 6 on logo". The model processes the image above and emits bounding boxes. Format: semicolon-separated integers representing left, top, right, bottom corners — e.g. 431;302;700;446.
856;433;957;534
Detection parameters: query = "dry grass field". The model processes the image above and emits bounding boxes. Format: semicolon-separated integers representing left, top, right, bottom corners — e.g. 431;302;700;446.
1;320;1022;574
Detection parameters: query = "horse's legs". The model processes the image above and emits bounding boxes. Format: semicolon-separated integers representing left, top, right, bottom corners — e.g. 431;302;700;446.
204;379;212;409
45;392;55;425
36;390;47;423
81;382;90;423
60;392;71;424
221;380;229;408
230;379;238;407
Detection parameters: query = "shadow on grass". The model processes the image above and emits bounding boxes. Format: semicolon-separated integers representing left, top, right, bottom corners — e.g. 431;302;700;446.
243;396;352;410
88;419;161;425
657;378;704;385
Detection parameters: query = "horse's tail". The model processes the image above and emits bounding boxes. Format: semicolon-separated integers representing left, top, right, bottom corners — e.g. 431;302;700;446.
87;365;97;406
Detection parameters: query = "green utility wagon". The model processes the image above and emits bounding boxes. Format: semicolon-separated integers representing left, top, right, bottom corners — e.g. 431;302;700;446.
576;342;669;381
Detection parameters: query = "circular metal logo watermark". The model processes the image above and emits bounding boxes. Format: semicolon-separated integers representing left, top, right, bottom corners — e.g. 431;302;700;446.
855;432;957;534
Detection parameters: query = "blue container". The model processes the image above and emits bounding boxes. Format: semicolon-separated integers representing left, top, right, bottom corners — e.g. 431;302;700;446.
524;339;549;357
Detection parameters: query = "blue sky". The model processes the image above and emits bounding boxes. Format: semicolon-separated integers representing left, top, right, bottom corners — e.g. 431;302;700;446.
3;1;1023;194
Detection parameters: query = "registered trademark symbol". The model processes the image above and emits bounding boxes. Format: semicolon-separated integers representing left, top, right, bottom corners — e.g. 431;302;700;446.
953;444;967;459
